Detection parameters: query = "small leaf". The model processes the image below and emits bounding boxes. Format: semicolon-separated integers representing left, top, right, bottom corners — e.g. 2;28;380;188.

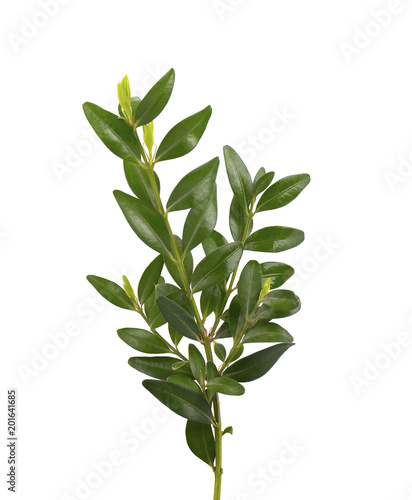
215;322;231;339
167;157;219;212
222;426;233;436
186;421;216;467
169;324;183;347
117;75;132;119
164;235;193;288
223;343;294;382
167;375;201;392
207;377;245;396
156;106;212;162
228;344;244;363
83;103;141;163
206;362;219;380
243;322;294;344
253;169;275;196
123;160;160;209
129;356;193;380
202;230;228;255
87;275;134;310
142;380;214;424
156;296;200;341
200;286;221;319
223;145;253;211
229;196;253;242
192;243;243;293
261;262;295;289
114;190;173;256
138;255;164;305
189;344;206;384
245;226;304;253
256;174;310;212
256;290;301;320
134;69;175;127
214;343;226;362
228;296;246;340
117;328;171;354
238;260;262;318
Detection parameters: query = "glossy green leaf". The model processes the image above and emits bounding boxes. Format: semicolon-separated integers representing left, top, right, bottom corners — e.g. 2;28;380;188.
256;290;301;320
228;296;246;340
138;255;164;305
167;157;219;212
207;377;245;396
113;190;173;256
215;322;231;339
119;96;141;120
229;344;244;363
223;145;253;211
117;328;171;354
261;262;294;289
245;226;304;253
144;276;164;316
238;260;262;318
123;160;160;209
229;196;253;242
156;296;200;341
183;185;217;253
189;344;206;384
129;356;192;380
83;103;141;163
134;69;175;127
202;230;228;255
243;322;294;344
223;343;294;382
214;343;226;362
167;375;201;392
253;168;275;196
117;75;132;119
192;243;243;293
142;380;214;424
200;285;221;319
164;235;193;289
256;174;310;212
156;106;212;162
186;421;216;467
86;275;135;310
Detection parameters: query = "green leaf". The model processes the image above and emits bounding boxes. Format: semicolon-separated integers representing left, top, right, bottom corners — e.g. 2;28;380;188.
164;235;193;289
207;377;245;396
169;324;183;347
256;174;310;212
245;226;304;253
183;185;217;253
186;421;216;467
214;342;226;362
86;275;135;310
256;290;301;320
189;344;206;384
223;343;294;382
243;322;294;344
156;106;212;162
200;285;221;319
261;262;294;289
206;362;219;380
228;296;246;340
142;380;214;424
238;260;262;318
123;160;160;209
117;75;132;119
223;145;253;211
192;243;243;293
113;190;173;256
222;426;233;436
138;255;164;305
134;69;175;127
202;230;228;255
167;157;219;212
117;328;171;354
167;375;201;392
156;296;200;341
253;169;275;196
83;103;141;163
229;344;244;363
215;322;231;339
229;196;253;242
129;356;193;380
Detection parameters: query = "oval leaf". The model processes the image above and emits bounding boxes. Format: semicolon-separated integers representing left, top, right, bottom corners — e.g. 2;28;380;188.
123;160;160;209
253;170;275;196
117;328;171;354
214;342;226;362
256;174;310;212
156;296;200;341
256;290;301;320
138;255;164;305
245;226;304;253
189;344;206;384
243;322;294;344
186;421;216;467
129;356;193;380
261;262;294;289
202;230;228;255
229;196;253;242
86;275;134;310
164;235;193;289
207;377;245;396
238;260;262;318
167;375;201;392
223;145;253;211
200;285;221;319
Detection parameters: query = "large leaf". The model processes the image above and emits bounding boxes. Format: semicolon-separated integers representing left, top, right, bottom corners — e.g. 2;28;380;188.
200;285;221;319
129;356;193;380
86;275;134;310
186;421;215;467
261;262;294;289
256;290;301;320
164;235;193;289
223;343;294;382
167;157;219;212
113;190;173;256
229;196;253;242
192;243;243;293
142;380;214;424
138;255;164;305
223;145;253;211
189;344;206;384
156;106;212;162
202;230;228;255
134;69;175;126
182;185;217;253
245;226;304;253
253;168;275;196
238;260;262;318
256;174;310;212
207;377;245;396
243;322;294;344
156;296;200;341
83;103;141;163
123;160;160;209
117;328;171;354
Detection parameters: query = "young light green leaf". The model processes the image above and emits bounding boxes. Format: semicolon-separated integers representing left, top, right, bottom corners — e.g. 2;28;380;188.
238;260;262;318
207;377;245;396
138;255;164;305
129;356;193;380
117;75;132;119
192;243;243;293
245;226;304;253
243;322;294;344
156;106;212;162
167;157;219;212
156;296;200;341
86;275;135;310
142;380;214;424
256;290;301;320
256;174;310;212
200;285;221;319
117;328;171;354
261;262;295;289
134;69;175;127
214;342;226;362
202;230;228;255
223;343;294;382
229;196;253;242
189;344;206;384
123;160;160;209
113;190;173;256
186;421;216;467
223;145;253;211
222;426;233;436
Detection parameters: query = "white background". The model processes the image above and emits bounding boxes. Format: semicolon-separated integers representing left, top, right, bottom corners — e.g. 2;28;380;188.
1;1;412;499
